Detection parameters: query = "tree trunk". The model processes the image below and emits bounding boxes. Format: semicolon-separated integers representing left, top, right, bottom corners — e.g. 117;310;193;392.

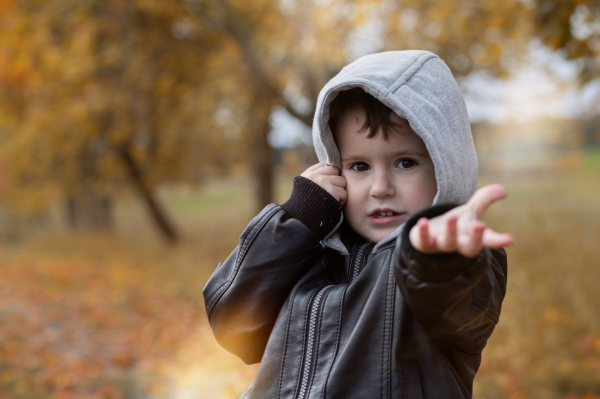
66;196;77;229
251;99;275;213
119;147;179;244
65;190;113;231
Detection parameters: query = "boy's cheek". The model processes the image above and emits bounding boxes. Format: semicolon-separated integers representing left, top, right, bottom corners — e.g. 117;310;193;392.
343;185;365;213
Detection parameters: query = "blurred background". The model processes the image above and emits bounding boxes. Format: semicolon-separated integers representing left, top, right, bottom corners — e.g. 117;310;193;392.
0;0;599;398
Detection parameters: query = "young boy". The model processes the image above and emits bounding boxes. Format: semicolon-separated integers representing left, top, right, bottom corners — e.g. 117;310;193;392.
203;50;513;398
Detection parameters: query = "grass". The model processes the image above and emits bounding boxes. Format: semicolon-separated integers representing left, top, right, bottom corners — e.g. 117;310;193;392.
476;169;600;398
584;146;600;175
0;153;599;398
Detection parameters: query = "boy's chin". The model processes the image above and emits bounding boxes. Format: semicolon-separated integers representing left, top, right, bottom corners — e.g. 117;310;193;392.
361;226;398;244
348;219;404;243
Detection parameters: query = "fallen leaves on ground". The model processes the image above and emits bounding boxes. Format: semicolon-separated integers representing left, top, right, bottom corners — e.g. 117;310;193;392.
0;258;203;398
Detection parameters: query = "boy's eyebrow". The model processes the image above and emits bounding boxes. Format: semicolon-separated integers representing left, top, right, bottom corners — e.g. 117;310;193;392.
341;150;429;163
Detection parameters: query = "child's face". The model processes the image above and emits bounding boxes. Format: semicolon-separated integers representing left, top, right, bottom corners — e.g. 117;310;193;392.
334;111;437;243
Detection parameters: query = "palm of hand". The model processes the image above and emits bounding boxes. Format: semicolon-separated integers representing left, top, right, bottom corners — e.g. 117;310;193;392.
409;185;514;258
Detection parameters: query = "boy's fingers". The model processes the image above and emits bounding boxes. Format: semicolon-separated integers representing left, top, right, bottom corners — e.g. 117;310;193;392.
459;221;485;258
482;229;514;248
416;218;436;252
338;188;347;205
305;163;325;172
319;165;341;176
302;164;339;181
469;184;507;218
314;175;345;190
328;175;347;188
440;215;458;251
424;219;439;252
330;186;347;204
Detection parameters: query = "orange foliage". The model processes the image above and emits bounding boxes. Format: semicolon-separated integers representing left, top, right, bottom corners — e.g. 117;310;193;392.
0;259;202;398
0;0;10;18
0;0;537;218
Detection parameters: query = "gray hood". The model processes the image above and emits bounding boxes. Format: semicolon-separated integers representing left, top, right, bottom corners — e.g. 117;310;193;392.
312;50;478;255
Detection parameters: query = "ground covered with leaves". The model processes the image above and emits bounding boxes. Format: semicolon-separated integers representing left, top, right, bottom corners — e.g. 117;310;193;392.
0;256;204;398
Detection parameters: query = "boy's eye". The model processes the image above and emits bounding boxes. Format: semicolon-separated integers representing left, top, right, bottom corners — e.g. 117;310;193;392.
351;162;370;172
397;158;417;169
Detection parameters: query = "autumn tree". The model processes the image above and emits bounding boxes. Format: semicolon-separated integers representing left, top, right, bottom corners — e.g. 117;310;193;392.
0;0;233;242
532;0;600;82
2;0;567;240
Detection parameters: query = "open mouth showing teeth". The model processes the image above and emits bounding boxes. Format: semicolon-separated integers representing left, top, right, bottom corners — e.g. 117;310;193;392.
373;211;397;218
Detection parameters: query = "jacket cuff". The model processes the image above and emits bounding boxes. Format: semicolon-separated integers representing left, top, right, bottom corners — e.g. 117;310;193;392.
280;176;343;240
399;203;486;283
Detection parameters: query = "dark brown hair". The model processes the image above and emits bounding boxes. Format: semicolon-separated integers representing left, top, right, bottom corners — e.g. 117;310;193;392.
328;87;402;140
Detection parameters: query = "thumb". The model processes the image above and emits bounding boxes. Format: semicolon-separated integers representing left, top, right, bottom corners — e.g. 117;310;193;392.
469;184;507;218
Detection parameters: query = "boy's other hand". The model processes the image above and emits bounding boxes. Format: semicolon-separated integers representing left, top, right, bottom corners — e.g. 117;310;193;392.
301;163;347;205
409;184;514;258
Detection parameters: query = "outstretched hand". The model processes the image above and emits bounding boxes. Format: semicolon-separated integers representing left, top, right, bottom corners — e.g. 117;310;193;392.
409;184;514;258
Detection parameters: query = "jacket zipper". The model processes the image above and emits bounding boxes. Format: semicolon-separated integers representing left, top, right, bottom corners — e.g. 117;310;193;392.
296;285;333;399
350;242;372;283
295;242;372;398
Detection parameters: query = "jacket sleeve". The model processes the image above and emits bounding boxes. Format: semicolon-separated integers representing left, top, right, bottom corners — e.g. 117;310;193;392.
394;204;508;354
203;177;342;364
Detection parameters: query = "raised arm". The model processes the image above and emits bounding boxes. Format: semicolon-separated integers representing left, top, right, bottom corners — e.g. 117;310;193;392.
203;173;343;364
394;185;512;353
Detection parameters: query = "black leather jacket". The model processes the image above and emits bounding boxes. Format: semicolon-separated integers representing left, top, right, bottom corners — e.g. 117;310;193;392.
203;178;507;399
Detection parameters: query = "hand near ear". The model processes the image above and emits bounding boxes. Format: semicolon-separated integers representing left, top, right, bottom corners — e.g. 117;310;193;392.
301;163;348;205
409;184;514;258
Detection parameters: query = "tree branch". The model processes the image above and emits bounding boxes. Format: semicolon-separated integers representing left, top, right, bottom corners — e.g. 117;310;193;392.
278;98;313;127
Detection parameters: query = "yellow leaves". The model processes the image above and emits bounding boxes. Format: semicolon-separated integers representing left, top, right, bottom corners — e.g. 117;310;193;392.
0;0;547;222
508;391;526;399
544;306;573;326
112;353;135;368
0;0;12;18
0;0;222;217
567;394;600;399
70;26;97;57
0;256;203;397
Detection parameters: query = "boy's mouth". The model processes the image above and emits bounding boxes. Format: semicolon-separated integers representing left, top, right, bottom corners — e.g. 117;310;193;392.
371;211;398;218
368;209;405;225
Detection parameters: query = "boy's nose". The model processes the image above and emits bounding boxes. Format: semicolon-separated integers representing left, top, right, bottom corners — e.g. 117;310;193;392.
369;171;395;198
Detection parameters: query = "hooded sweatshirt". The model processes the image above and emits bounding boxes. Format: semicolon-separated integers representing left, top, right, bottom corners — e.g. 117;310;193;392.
313;50;478;255
203;51;507;399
